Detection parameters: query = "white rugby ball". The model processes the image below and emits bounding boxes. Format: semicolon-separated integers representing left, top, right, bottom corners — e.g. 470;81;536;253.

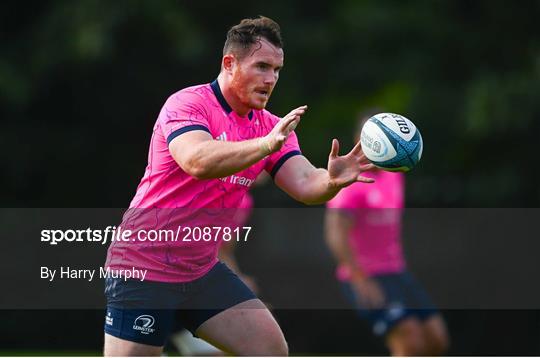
360;113;423;172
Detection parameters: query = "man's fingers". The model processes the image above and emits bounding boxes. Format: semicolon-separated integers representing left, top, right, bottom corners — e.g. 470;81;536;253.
291;106;308;116
358;152;371;164
286;117;301;133
275;117;298;139
293;105;308;112
280;109;305;128
329;139;339;158
351;139;363;155
278;105;308;134
280;117;301;138
282;105;308;121
356;175;375;183
281;113;299;127
360;163;375;172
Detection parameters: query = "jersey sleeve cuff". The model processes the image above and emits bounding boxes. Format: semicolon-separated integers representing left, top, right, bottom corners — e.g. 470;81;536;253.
167;125;211;145
269;150;302;179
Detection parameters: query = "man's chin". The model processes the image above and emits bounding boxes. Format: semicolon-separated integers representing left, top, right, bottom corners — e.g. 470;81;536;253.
250;102;267;110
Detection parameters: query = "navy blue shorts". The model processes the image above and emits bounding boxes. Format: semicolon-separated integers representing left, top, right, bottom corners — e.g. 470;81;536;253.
342;271;439;336
104;262;256;346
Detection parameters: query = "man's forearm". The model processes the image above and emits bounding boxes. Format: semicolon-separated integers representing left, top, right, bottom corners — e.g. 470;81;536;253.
184;138;269;179
296;169;341;205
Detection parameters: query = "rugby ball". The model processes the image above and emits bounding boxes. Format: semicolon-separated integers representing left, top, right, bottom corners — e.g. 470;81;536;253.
360;113;423;172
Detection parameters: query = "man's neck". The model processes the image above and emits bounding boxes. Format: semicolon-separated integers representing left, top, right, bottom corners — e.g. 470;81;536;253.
217;74;250;117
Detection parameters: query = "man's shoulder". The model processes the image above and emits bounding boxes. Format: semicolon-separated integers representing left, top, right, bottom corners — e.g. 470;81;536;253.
167;83;212;104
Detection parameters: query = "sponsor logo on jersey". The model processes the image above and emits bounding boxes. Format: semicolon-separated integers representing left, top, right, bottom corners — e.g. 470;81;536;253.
216;132;227;141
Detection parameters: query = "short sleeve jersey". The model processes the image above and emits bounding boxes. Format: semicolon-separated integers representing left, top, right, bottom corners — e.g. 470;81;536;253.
105;80;301;282
326;171;406;278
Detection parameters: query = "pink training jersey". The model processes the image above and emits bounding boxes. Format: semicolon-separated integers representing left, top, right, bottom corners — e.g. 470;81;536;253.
233;192;255;228
326;171;406;279
105;80;301;282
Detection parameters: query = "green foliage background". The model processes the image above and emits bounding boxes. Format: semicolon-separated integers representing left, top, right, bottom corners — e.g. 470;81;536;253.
2;0;539;207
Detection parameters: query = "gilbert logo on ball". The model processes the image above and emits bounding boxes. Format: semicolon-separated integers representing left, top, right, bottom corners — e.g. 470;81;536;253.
360;113;423;172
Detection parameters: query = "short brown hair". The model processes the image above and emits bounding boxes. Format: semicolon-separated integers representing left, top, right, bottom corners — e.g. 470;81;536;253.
223;16;283;59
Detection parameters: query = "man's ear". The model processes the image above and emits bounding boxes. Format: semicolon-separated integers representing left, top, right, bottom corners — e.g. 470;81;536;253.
222;54;236;74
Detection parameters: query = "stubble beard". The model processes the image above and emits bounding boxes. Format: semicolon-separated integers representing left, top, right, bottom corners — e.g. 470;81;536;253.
231;67;270;111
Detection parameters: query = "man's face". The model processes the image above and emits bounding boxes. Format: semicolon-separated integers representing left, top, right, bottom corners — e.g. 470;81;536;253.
229;38;284;111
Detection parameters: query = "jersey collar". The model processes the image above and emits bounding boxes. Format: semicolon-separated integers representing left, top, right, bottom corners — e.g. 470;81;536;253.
210;79;253;120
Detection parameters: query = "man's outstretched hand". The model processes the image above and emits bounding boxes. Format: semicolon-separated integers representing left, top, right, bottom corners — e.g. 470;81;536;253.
327;139;375;189
259;105;307;155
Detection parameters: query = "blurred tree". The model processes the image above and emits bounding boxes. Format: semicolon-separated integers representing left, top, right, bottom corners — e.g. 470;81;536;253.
1;0;539;207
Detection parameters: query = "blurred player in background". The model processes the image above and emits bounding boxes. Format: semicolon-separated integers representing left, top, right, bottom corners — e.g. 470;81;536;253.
325;110;450;356
104;16;375;356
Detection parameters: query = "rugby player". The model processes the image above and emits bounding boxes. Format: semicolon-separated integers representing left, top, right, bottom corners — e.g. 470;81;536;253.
103;16;374;356
325;111;449;356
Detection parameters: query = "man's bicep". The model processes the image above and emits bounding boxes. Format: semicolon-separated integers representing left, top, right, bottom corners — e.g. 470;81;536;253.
168;130;213;170
273;155;316;201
